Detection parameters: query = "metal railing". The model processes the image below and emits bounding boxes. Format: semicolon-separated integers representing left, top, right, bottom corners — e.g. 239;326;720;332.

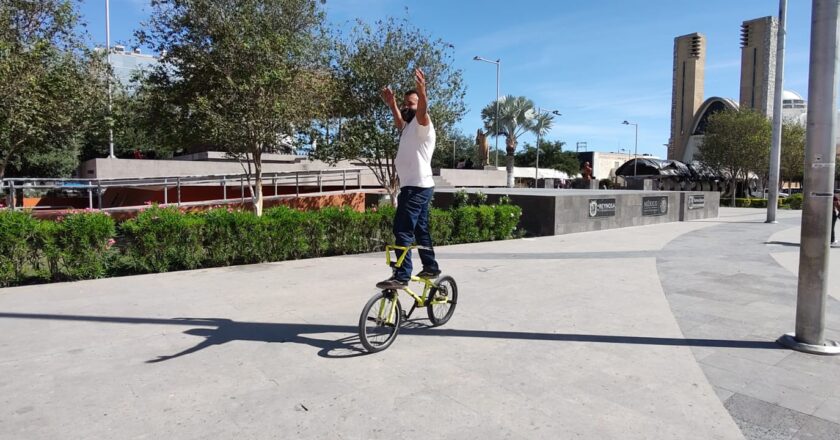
1;168;364;210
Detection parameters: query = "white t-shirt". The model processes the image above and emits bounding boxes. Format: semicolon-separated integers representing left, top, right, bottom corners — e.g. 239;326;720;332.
395;117;436;188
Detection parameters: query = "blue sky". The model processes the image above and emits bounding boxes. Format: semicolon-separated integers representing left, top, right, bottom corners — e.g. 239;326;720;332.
79;0;815;158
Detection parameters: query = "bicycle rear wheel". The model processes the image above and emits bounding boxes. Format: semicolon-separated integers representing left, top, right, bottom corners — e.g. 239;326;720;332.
427;275;457;326
359;290;402;352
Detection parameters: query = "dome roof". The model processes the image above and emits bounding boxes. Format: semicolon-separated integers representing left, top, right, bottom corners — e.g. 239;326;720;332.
782;90;805;101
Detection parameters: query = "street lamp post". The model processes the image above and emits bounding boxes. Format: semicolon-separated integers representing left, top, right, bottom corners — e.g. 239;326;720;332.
622;121;638;176
106;0;115;159
474;56;501;167
767;0;788;223
533;108;561;184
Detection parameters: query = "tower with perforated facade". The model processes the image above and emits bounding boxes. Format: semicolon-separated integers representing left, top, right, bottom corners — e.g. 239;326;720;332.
668;33;706;161
739;16;778;117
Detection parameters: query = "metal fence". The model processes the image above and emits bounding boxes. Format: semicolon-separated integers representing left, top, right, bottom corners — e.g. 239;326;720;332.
1;169;364;210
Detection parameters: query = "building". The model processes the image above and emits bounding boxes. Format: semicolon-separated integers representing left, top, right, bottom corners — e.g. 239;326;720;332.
669;16;787;163
108;46;158;90
576;151;659;181
668;33;706;162
739;17;778;117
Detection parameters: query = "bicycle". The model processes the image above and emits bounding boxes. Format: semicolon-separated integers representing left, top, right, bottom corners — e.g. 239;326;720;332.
358;245;458;353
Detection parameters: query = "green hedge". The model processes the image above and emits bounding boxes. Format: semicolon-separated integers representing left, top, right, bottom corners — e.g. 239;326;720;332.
0;203;521;286
720;195;803;210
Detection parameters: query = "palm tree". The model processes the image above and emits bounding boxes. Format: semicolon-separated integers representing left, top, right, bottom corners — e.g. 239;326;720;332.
480;95;553;187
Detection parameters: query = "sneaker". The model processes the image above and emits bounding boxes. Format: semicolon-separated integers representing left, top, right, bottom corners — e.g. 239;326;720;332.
417;269;441;278
376;277;408;289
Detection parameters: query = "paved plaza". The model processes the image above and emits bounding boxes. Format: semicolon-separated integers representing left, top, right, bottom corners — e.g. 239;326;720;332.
1;208;839;439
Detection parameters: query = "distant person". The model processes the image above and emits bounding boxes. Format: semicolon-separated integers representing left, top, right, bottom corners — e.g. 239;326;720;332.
582;161;593;182
465;158;473;169
832;194;840;245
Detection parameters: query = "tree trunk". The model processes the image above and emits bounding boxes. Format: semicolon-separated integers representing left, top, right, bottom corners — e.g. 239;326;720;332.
506;137;516;188
253;148;264;216
0;142;19;179
731;178;737;206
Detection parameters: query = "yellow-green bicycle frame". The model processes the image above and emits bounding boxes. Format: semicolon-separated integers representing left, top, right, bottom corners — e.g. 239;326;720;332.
378;245;449;324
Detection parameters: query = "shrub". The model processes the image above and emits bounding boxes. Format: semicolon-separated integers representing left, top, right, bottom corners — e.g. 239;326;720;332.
120;206;205;273
430;208;454;245
787;193;803;210
451;206;481;243
263;206;312;260
202;208;264;266
493;204;522;240
52;212;116;280
453;189;470;208
0;211;38;286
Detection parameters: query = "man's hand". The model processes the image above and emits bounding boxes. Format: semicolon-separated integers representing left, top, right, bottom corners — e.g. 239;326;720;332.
414;68;426;95
380;86;395;104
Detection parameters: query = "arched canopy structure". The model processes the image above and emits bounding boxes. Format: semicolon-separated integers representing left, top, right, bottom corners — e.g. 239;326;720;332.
690;97;739;136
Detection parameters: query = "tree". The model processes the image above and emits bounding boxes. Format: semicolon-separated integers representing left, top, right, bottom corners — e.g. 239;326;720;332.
0;0;109;178
314;17;466;203
137;0;336;216
515;140;579;176
696;109;771;204
432;132;476;169
779;122;806;188
480;95;544;188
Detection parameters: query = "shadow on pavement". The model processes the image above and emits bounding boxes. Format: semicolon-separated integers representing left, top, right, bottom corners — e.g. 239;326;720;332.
765;241;800;247
0;312;784;362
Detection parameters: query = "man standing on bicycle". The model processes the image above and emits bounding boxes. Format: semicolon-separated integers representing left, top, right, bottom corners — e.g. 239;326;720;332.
376;68;441;289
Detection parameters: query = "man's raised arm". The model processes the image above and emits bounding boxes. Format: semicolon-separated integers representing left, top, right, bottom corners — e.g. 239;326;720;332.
380;86;405;130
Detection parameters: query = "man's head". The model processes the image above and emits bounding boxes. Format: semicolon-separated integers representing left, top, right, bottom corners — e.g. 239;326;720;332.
400;90;419;123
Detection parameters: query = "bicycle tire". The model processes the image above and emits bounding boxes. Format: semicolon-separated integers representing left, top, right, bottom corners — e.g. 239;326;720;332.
359;290;402;352
427;275;457;326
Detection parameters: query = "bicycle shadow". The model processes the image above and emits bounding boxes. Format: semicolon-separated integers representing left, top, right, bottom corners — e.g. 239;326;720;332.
146;317;436;362
0;312;783;363
144;318;376;361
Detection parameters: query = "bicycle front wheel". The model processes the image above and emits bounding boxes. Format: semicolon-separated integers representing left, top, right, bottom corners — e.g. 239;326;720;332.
427;275;458;326
359;290;402;353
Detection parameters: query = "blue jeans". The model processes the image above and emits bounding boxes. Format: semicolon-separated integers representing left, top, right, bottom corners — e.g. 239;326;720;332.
393;186;439;281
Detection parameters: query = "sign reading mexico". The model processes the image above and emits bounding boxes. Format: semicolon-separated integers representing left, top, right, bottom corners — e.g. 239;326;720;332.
642;196;668;216
588;198;616;218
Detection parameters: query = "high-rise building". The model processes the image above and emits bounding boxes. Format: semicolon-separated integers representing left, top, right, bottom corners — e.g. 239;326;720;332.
739;16;778;117
107;46;158;91
668;33;705;161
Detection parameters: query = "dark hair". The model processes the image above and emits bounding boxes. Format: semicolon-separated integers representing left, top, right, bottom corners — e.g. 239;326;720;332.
404;89;419;97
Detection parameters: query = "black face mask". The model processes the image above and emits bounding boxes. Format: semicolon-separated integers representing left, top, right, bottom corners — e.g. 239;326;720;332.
400;108;416;124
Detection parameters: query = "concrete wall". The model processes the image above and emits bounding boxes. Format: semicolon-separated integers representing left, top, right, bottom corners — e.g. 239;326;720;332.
78;158;383;187
433;188;719;237
679;191;720;221
553;192;681;235
437;168;506;187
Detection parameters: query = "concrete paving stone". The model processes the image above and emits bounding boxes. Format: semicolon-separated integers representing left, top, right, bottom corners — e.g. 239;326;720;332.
715;386;736;402
725;393;810;439
700;352;775;378
813;398;840;425
793;416;840;440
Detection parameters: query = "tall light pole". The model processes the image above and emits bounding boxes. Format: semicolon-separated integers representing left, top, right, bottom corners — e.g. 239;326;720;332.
622;121;638;176
105;0;115;159
778;0;840;356
474;56;501;167
533;108;561;183
767;0;788;223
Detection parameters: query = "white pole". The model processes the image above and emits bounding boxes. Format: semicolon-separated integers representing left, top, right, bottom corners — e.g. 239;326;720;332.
495;60;500;167
106;0;115;159
767;0;788;223
778;0;840;355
